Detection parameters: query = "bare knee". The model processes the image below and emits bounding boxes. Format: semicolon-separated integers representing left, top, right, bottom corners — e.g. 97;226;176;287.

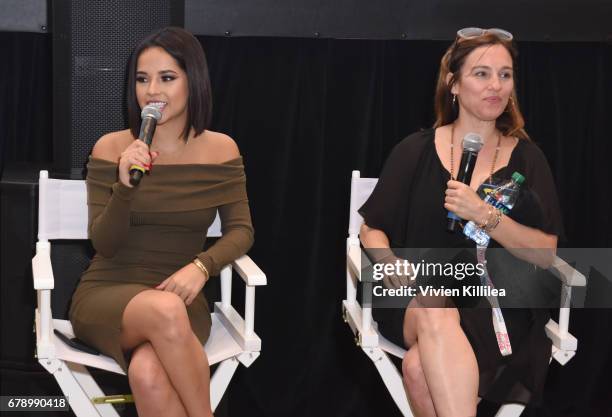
415;308;460;337
122;290;193;350
402;347;425;387
128;344;169;396
142;292;192;343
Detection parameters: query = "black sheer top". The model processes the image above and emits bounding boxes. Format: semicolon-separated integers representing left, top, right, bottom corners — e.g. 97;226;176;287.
359;128;564;248
358;128;564;405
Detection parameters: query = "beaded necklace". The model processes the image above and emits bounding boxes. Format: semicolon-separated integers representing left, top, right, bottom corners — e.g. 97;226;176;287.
449;123;501;183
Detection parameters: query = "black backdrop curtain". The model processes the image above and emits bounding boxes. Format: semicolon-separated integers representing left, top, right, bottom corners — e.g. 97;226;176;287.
1;33;611;417
0;33;53;172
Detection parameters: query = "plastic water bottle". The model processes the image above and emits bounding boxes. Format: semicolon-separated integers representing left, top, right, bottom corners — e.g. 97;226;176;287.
464;172;525;246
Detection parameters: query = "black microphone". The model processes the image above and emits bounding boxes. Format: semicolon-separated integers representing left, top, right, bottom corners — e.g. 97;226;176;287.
446;132;484;232
129;104;162;186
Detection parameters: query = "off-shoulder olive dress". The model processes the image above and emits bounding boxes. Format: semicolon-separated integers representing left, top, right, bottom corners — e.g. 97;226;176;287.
69;157;254;372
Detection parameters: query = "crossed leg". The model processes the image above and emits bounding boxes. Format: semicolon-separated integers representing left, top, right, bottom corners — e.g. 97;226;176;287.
128;342;188;417
401;298;479;417
120;290;213;417
402;343;436;417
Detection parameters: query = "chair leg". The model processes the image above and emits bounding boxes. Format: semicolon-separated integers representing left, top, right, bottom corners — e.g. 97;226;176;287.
494;403;525;417
41;359;120;417
68;362;122;417
364;348;414;417
210;357;240;411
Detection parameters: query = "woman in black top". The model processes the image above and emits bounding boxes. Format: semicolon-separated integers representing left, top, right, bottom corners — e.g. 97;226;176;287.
359;28;563;417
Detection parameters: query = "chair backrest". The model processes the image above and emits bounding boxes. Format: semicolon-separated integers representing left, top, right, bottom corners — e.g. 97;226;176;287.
348;171;378;238
37;170;222;242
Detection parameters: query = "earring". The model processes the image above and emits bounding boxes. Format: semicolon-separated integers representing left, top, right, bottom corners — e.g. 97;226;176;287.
452;94;457;105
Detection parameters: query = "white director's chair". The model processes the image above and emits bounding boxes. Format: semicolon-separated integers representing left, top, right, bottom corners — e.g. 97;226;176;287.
342;170;586;417
32;170;267;416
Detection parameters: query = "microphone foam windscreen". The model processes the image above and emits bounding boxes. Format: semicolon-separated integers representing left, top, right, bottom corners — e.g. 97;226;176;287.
141;104;162;120
462;133;484;152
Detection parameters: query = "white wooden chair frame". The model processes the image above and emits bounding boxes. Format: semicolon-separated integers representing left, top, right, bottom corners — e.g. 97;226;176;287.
342;170;586;417
32;170;267;416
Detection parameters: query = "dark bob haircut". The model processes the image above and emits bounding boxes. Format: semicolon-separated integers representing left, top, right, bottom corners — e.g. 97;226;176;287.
126;26;212;141
433;32;529;140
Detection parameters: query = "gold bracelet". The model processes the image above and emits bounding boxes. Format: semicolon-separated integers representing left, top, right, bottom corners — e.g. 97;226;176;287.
484;209;503;233
483;206;498;230
478;206;493;229
192;258;210;280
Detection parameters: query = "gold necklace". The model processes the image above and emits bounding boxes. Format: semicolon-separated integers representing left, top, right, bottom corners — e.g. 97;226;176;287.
450;123;501;183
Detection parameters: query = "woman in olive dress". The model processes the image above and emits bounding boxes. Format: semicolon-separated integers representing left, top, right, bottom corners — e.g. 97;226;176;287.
69;27;254;417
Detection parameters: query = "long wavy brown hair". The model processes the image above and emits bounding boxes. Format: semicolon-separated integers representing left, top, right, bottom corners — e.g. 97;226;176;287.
433;33;529;140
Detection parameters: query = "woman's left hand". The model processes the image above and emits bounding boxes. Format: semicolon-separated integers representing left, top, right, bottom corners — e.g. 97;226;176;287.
444;180;488;223
156;263;208;305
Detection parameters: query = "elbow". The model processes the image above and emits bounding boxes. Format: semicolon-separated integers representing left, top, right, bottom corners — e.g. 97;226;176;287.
224;224;255;254
89;229;118;258
360;223;377;246
532;234;558;269
360;223;369;236
534;249;555;269
92;242;117;258
243;226;255;253
359;223;370;241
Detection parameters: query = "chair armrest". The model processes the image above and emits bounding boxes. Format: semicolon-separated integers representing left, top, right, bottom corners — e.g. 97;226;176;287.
549;256;586;287
214;302;262;352
231;255;267;286
545;318;577;351
218;255;265;346
347;246;371;281
32;250;54;290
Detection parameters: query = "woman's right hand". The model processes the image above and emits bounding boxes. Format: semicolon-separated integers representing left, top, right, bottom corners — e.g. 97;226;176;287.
118;140;159;187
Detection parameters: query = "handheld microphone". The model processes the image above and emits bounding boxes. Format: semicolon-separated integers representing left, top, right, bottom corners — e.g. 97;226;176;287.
446;132;484;232
129;104;162;186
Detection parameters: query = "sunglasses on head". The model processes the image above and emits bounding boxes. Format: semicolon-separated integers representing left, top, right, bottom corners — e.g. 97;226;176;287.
456;27;513;41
